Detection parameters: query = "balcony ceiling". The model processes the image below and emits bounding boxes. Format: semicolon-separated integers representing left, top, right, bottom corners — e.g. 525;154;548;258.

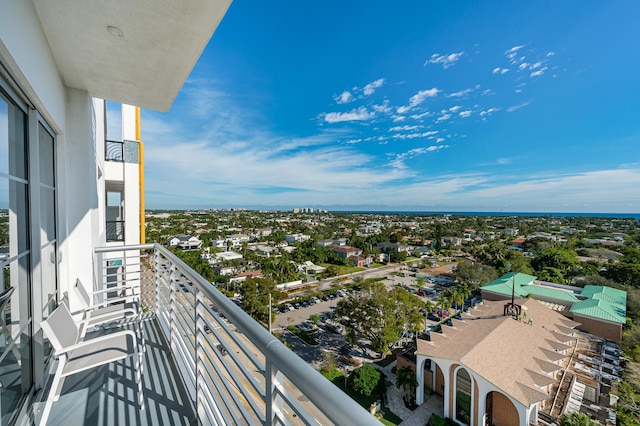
32;0;232;111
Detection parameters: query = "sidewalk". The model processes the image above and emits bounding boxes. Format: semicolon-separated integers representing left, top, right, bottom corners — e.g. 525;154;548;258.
373;360;444;426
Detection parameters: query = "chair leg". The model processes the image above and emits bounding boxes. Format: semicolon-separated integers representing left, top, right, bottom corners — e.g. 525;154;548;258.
134;346;145;410
39;359;66;426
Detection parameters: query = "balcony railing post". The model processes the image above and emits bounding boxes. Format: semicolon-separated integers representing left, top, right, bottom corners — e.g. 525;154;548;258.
95;250;104;305
169;262;177;349
195;289;205;422
265;359;284;426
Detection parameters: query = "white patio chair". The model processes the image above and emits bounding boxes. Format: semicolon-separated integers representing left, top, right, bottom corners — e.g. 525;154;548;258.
71;279;141;336
38;303;144;426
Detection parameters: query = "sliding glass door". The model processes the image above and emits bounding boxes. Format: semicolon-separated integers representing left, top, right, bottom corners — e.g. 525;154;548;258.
0;87;33;425
0;75;58;424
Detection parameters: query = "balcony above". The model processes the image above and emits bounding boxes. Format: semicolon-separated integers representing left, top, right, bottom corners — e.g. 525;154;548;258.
31;0;232;111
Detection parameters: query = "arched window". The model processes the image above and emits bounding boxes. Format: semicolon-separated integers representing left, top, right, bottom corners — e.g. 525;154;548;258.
455;368;472;424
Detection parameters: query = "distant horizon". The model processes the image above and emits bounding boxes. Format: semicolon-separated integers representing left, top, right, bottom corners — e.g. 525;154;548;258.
144;206;640;219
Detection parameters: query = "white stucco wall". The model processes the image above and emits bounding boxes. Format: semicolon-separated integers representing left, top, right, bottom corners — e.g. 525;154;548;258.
416;356;537;426
60;88;99;312
0;0;66;131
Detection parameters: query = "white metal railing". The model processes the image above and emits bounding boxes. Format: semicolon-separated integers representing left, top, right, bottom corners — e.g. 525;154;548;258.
94;244;380;426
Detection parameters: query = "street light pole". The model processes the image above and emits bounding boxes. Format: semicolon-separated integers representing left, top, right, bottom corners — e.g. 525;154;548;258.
268;292;272;334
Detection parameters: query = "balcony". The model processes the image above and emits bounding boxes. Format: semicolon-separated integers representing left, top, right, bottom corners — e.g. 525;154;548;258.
105;140;124;162
39;244;379;425
106;220;125;242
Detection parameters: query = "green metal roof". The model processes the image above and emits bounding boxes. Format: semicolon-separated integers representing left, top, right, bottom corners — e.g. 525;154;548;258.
580;285;627;306
570;299;626;324
480;272;536;297
524;286;580;303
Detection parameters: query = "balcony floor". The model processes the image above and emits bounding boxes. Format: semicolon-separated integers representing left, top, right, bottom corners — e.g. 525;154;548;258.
41;318;196;426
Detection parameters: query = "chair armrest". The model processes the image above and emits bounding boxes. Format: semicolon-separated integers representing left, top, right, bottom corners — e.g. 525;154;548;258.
53;329;138;356
92;284;140;296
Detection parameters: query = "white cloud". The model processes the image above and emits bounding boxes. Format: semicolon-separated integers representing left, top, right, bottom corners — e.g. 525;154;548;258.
506;102;530;112
496;158;512;165
425;51;465;69
448;88;472;97
396;88;440;114
410;88;441;106
459;110;472;118
436;113;452;123
436;138;445;143
335;91;354;104
505;45;525;63
530;61;543;69
530;67;548;77
518;63;529;71
392;115;406;122
479;107;500;116
546;51;555;57
391;131;439;140
323;107;374;123
363;78;385;96
410;145;449;155
372;100;392;113
492;67;510;75
448;105;462;112
409;111;431;120
389;125;422;132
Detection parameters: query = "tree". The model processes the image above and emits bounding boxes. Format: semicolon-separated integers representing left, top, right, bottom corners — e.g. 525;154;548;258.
558;412;596;426
238;277;280;325
334;281;423;354
350;364;381;397
452;261;499;290
395;366;418;399
603;263;640;287
531;248;581;284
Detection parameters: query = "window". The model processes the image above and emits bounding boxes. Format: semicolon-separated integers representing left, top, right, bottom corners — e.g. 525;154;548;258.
455;368;472;424
106;190;124;241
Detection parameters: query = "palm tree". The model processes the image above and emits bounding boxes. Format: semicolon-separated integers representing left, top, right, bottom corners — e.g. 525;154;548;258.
451;289;464;314
558;412;596;426
456;284;471;312
395;366;418;401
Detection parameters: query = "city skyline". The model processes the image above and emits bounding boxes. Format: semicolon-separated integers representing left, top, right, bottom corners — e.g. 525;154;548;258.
116;1;640;213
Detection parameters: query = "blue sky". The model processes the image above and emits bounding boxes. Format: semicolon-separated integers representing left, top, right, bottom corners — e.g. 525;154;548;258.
126;1;640;213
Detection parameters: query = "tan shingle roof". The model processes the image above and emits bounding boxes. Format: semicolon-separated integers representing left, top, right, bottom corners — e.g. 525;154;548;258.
416;299;574;406
539;347;566;363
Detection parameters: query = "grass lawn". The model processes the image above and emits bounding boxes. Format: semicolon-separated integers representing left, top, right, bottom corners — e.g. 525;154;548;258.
319;264;365;275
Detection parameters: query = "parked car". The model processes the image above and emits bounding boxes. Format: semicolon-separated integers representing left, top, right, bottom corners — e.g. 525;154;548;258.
216;343;228;356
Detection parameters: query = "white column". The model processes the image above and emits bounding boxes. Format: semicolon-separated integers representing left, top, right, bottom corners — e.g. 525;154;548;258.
60;88;97;311
416;355;426;405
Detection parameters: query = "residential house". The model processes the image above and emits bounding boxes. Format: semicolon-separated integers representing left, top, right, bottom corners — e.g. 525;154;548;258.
167;235;203;250
285;233;310;243
331;246;363;259
229;270;264;285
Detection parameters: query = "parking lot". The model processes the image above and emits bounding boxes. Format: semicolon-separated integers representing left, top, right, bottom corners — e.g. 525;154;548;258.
273;277;453;367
